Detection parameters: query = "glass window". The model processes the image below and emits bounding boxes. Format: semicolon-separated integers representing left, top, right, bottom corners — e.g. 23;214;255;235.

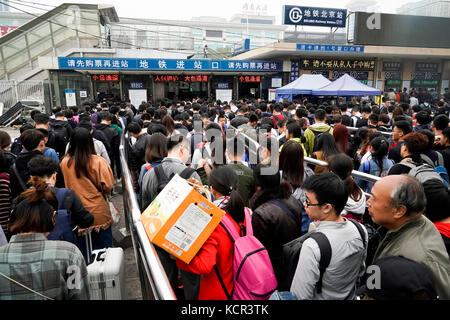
29;37;53;59
206;30;223;38
27;22;51;45
2;36;26;59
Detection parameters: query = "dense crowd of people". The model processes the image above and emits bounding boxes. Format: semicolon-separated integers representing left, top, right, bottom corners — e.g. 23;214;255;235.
0;91;449;300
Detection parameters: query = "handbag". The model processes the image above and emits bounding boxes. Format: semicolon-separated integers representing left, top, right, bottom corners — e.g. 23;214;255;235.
87;175;121;225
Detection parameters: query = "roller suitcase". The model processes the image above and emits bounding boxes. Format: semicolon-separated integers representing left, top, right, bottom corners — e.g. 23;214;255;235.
85;231;126;300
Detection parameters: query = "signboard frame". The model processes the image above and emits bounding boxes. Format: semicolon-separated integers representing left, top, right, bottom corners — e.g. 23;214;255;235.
283;5;347;27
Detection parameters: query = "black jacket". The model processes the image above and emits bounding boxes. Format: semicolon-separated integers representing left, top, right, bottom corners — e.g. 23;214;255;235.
9;150;43;199
92;129;110;153
251;196;303;285
356;118;368;128
95;123;119;160
48;120;73;159
129;133;149;171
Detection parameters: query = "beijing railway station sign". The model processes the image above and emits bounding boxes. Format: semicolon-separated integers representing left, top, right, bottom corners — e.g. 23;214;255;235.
283;5;347;27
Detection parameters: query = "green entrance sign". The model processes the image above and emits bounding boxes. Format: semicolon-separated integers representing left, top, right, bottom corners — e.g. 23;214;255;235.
385;79;402;86
411;80;439;87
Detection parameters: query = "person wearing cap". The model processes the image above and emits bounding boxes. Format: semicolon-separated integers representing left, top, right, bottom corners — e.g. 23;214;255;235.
367;175;450;300
357;256;438;300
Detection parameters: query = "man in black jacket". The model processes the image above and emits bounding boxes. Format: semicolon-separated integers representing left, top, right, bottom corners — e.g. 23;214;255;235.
50;112;72;160
127;122;149;192
95;111;120;175
9;129;45;199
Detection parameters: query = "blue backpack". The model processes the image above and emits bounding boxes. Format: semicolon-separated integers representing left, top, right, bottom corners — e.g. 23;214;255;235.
47;188;77;244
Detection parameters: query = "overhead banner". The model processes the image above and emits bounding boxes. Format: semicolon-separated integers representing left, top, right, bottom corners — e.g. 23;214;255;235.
59;57;282;72
297;43;364;53
283;5;347;27
299;58;376;71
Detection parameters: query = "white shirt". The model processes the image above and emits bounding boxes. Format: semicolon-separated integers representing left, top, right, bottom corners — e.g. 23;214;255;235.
290;219;367;300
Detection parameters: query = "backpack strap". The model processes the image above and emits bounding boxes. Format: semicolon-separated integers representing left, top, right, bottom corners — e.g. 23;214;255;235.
436;152;444;167
243;207;253;236
400;162;416;170
346;218;367;249
87;175;103;195
55;188;68;210
213;265;232;300
219;214;241;241
420;154;435;167
154;164;168;186
306;232;332;294
12;163;27;192
363;161;370;173
267;200;301;229
179;167;196;180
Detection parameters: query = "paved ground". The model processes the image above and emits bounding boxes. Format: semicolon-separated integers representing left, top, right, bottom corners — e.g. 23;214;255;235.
1;126;144;300
110;182;143;300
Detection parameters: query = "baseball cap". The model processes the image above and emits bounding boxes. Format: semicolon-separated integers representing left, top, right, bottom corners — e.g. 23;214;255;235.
356;256;438;300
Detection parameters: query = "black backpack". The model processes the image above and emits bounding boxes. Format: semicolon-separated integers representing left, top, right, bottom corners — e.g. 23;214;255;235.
153;165;196;197
279;219;367;292
312;127;331;153
51;123;70;159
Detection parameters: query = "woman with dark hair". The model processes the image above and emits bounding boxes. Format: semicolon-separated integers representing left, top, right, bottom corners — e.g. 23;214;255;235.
279;139;314;233
328;154;366;222
357;136;394;193
60;127;115;253
250;164;303;285
333;124;349;155
0;130;16;171
138;133;168;209
350;127;372;168
311;132;341;174
0;185;89;299
162;115;175;136
176;166;244;300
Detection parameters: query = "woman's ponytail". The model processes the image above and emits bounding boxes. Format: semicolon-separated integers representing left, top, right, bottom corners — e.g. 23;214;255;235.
19;176;57;207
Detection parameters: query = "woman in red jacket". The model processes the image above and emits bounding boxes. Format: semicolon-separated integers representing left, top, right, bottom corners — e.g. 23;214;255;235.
176;166;245;300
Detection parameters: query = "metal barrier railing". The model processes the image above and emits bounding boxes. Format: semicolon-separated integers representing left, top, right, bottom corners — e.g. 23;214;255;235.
119;138;176;300
118;124;382;300
237;128;381;184
345;126;392;137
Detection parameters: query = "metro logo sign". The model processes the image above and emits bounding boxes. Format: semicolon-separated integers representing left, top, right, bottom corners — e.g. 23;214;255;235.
283;5;346;27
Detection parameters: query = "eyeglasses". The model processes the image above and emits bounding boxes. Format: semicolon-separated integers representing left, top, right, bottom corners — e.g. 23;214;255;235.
303;199;323;208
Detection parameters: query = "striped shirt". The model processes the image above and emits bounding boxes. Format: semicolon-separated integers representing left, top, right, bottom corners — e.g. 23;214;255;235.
0;173;10;234
0;233;90;300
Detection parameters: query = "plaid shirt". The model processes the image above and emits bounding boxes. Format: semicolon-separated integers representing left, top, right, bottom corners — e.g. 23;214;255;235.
0;233;90;300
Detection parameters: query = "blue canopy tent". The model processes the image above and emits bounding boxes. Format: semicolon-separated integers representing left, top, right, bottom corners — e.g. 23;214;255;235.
275;74;331;102
311;73;382;96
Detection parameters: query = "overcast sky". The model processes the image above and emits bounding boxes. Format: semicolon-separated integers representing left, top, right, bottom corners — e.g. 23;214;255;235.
9;0;420;22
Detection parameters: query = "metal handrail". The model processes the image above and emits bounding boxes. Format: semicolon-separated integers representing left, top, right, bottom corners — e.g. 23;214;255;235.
345;126;393;137
235;128;381;184
119;138;176;300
